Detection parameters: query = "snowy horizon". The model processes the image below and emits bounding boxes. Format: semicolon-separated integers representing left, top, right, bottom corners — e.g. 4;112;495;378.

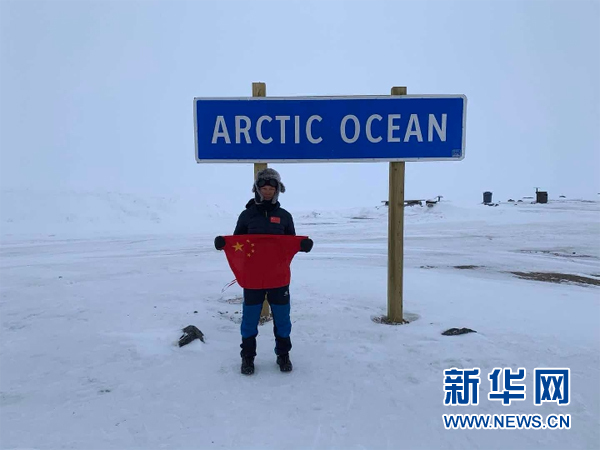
2;187;599;239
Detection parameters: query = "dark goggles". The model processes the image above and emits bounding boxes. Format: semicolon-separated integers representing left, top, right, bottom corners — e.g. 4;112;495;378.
257;178;278;188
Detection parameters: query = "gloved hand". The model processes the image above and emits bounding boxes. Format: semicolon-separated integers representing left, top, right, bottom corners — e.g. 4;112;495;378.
300;238;313;253
214;236;226;251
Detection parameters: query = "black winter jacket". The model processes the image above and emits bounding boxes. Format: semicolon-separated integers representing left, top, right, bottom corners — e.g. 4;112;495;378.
233;198;296;236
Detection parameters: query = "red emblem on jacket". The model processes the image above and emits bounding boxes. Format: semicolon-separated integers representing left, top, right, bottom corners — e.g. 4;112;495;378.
270;217;281;224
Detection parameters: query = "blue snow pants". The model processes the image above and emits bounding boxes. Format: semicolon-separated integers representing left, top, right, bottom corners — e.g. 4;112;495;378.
240;285;292;357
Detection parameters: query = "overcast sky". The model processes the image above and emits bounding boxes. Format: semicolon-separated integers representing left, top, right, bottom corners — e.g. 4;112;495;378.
1;0;598;211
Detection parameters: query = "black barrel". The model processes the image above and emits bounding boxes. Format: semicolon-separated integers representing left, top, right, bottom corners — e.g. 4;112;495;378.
483;191;493;204
536;191;548;204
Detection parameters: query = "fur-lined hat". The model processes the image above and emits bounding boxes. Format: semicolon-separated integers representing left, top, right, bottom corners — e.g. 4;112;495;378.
252;168;286;204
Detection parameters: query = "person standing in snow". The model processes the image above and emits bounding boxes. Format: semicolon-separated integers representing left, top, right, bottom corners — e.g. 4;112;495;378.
214;168;313;375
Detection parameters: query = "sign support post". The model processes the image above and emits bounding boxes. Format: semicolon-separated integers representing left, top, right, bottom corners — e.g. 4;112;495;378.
194;85;467;326
252;82;271;320
388;86;407;323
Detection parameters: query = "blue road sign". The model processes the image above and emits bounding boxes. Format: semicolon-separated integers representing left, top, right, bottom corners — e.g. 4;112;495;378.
194;95;466;163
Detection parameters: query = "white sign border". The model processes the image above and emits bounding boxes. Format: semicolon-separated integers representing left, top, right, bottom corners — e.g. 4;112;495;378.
193;94;467;163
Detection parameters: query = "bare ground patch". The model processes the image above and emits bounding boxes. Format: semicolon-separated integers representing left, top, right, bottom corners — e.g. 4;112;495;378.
518;250;596;259
216;310;273;325
223;296;243;304
371;315;410;325
454;265;483;270
509;272;600;286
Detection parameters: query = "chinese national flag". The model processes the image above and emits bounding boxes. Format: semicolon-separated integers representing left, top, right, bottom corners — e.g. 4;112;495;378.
221;234;308;289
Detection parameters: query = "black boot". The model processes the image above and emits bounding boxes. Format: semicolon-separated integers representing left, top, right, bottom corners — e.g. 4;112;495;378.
241;355;255;375
276;353;293;372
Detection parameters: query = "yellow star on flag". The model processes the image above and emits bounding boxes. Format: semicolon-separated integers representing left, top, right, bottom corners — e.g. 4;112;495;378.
245;239;256;257
233;242;244;252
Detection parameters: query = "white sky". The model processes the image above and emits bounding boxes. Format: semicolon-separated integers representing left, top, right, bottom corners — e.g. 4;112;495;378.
1;0;599;211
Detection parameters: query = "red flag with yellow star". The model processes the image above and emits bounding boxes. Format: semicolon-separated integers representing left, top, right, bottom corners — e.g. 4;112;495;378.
221;235;308;289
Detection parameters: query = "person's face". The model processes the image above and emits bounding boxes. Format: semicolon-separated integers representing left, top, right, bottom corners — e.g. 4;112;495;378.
260;186;276;201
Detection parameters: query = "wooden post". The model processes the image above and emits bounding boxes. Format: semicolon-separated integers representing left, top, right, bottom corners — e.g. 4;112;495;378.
252;82;271;319
388;86;407;323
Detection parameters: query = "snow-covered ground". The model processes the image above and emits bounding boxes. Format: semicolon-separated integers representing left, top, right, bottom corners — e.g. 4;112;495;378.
1;191;599;449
